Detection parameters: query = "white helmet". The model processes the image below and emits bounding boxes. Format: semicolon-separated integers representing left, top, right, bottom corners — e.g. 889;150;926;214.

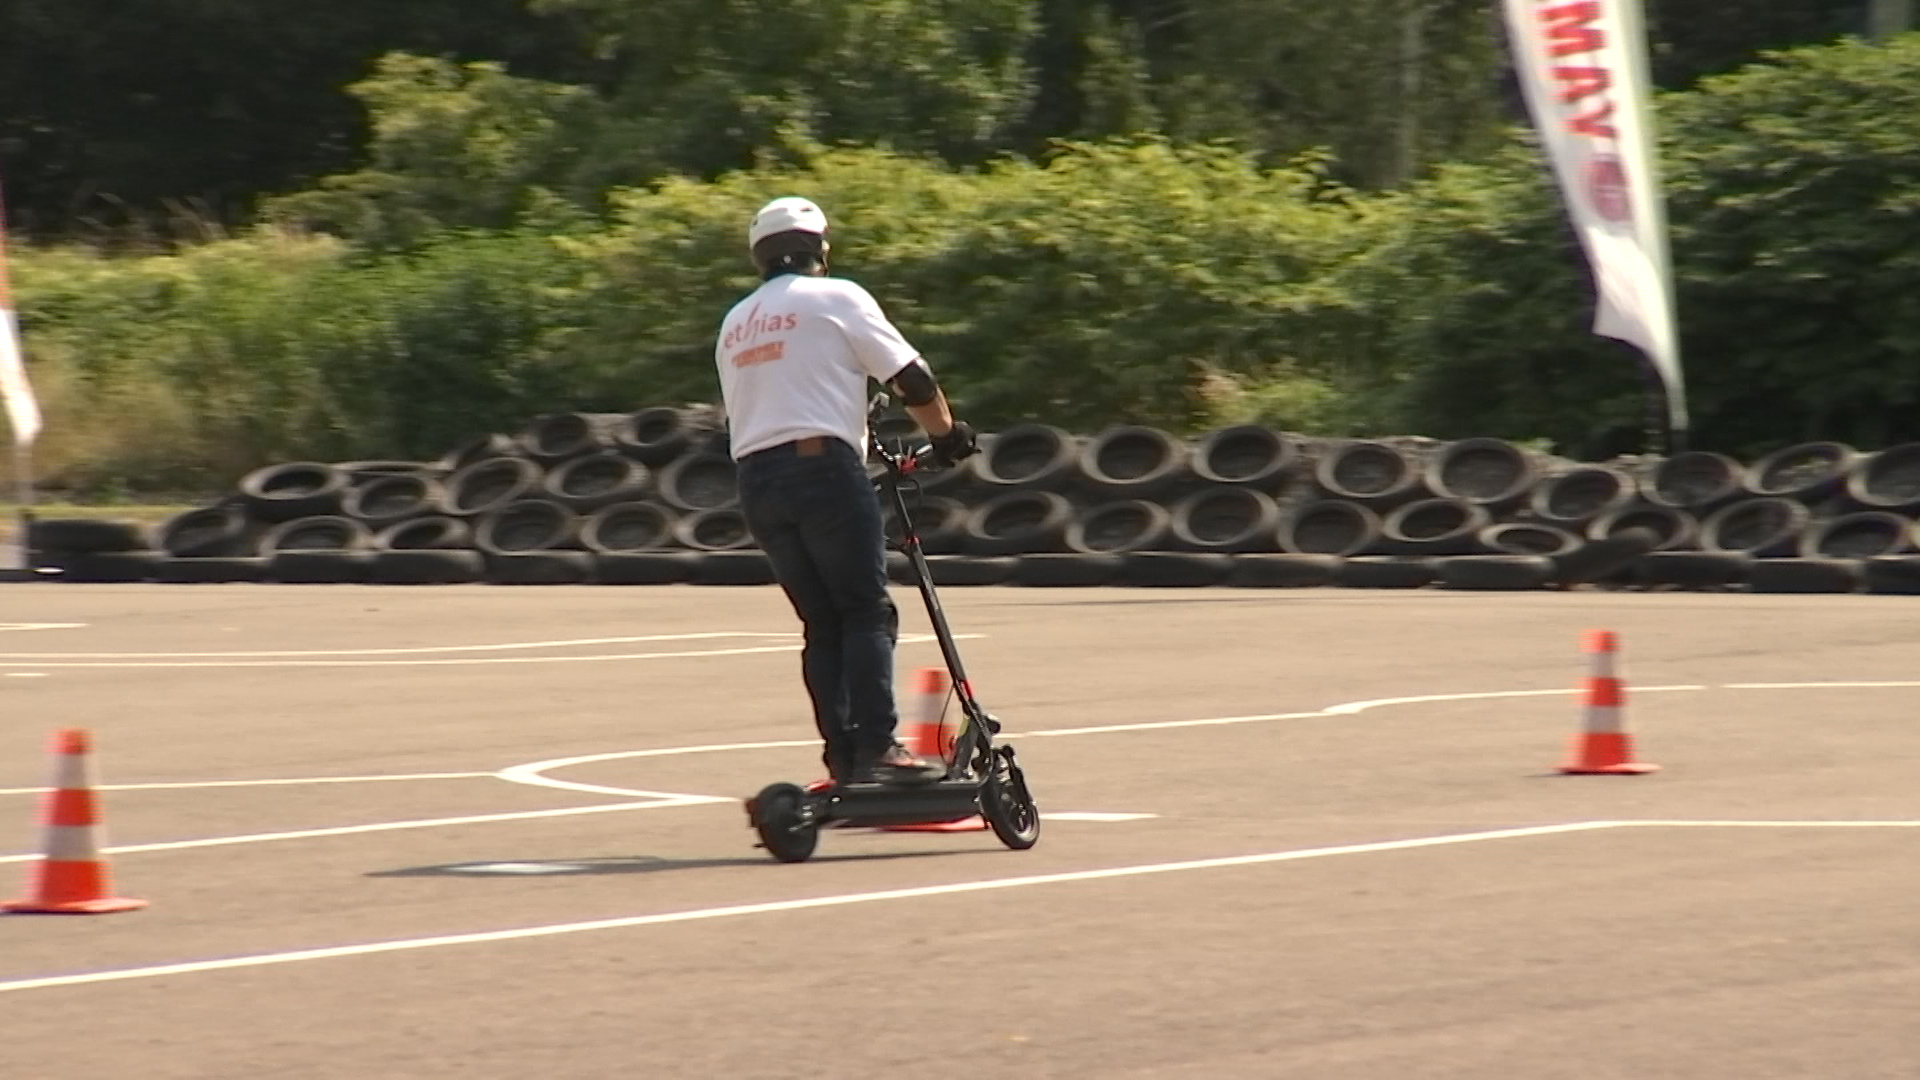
748;196;829;250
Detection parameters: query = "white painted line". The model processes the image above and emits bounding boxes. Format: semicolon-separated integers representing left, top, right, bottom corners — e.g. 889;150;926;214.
3;672;45;678
1045;812;1157;822
446;862;594;875
0;632;794;660
0;821;1617;994
1021;711;1324;737
0;633;968;669
1614;819;1920;829
1322;685;1710;715
0;772;494;797
0;623;85;633
0;796;730;865
1722;681;1920;690
1024;686;1707;738
5;816;1912;992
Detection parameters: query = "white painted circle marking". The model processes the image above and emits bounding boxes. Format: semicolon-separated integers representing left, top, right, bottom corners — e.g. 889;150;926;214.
492;684;1710;801
445;862;593;876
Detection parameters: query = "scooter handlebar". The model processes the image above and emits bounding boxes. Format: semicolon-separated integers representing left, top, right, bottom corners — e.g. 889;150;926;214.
869;390;963;478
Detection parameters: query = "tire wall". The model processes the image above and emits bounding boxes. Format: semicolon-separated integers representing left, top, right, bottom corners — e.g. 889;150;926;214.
28;419;1915;593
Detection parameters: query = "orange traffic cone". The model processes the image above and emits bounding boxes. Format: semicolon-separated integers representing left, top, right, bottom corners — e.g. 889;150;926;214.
4;730;147;914
1560;631;1659;775
905;667;954;760
885;668;985;833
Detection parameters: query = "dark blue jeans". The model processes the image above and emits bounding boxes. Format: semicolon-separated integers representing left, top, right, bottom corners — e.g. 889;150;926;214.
737;438;901;776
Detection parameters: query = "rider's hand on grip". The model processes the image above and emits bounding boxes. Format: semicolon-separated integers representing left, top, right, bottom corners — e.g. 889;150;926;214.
929;421;978;468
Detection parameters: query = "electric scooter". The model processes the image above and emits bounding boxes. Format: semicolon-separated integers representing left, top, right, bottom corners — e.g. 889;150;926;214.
744;397;1041;863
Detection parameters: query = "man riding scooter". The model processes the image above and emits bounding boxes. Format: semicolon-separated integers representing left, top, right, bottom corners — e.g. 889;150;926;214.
714;196;979;786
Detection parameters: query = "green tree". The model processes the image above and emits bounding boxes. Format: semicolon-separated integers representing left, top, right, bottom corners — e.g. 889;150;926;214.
1012;0;1162;149
263;55;606;249
1142;0;1511;187
1644;0;1862;88
1659;32;1920;451
529;0;1040;178
0;0;590;239
0;0;1888;242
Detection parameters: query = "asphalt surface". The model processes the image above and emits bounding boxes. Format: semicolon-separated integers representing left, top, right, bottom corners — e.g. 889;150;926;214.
0;583;1915;1079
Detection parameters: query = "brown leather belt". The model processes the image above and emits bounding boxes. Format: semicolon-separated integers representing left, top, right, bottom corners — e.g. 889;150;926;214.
745;435;830;461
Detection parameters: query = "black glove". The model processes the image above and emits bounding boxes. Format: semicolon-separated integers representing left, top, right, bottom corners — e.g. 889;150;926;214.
928;421;979;467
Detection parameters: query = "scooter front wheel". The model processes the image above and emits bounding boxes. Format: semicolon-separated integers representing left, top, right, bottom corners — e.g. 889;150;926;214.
749;782;820;863
979;747;1039;851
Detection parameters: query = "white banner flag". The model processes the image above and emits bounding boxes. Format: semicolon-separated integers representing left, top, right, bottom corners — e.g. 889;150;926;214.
1501;0;1687;435
0;208;41;448
0;311;40;449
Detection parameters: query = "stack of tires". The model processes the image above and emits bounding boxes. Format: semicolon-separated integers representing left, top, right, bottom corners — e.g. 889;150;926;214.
24;410;1920;595
1618;441;1920;596
36;407;741;585
903;421;1337;588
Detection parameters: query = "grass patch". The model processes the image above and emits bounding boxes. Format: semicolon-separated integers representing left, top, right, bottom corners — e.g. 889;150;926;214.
0;504;189;547
2;503;192;521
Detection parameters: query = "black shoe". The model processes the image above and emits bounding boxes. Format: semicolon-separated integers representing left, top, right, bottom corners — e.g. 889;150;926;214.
853;742;945;786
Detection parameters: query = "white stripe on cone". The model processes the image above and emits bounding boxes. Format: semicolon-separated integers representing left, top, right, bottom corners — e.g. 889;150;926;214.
914;669;948;726
43;823;102;862
52;747;91;792
1583;646;1625;735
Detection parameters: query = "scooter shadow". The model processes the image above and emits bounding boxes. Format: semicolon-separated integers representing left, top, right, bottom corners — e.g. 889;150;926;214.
367;846;984;879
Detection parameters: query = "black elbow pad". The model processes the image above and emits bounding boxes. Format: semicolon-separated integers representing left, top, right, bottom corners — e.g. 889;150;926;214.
888;362;939;407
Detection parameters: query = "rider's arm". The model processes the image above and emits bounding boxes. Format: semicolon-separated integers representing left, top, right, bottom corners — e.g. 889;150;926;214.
885;359;955;437
833;280;974;456
887;359;975;464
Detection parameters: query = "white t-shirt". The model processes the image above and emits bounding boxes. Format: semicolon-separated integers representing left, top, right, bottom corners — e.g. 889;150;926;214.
714;274;925;460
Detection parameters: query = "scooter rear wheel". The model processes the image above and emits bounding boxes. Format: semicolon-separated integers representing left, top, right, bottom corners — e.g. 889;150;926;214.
749;782;820;863
979;748;1039;851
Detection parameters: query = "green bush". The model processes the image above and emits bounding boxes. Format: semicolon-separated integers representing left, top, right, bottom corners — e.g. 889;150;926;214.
565;141;1360;432
1660;34;1920;453
11;226;596;492
1308;151;1655;456
12;231;348;492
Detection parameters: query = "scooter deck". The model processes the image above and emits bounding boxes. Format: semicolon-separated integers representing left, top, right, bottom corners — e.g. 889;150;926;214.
814;777;982;828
